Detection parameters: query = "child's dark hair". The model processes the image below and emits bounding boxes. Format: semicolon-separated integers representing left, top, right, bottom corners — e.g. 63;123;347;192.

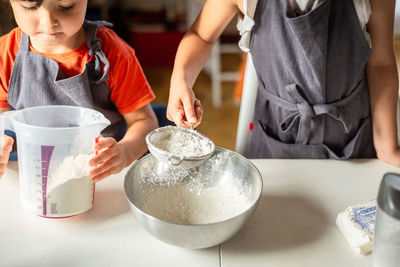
4;0;44;3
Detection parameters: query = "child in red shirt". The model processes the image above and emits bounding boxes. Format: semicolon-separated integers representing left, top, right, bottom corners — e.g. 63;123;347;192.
0;0;158;181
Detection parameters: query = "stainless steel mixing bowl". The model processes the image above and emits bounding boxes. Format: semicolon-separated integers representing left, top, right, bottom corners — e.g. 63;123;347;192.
124;147;263;249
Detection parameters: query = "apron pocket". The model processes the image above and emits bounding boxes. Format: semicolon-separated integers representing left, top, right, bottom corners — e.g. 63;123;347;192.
249;118;375;159
332;117;375;159
249;120;329;158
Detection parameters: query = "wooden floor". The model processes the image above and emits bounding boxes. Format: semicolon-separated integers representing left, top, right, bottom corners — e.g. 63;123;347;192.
145;40;400;152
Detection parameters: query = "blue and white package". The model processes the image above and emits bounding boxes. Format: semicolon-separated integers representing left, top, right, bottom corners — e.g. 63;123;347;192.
336;199;376;254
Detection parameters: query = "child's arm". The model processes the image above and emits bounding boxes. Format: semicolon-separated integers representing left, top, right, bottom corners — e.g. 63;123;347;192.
167;0;242;128
367;0;400;166
0;107;14;178
88;104;158;182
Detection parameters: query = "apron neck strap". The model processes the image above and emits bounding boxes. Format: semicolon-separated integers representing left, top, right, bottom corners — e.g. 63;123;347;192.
19;32;30;55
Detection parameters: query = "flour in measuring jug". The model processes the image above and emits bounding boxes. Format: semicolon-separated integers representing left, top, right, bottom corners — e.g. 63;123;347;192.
43;154;93;216
152;130;211;156
47;154;91;194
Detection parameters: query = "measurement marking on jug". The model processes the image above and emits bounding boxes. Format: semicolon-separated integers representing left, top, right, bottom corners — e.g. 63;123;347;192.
51;203;57;214
41;146;55;216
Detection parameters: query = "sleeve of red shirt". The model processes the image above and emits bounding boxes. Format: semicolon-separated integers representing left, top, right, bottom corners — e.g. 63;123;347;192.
0;28;21;109
99;27;155;115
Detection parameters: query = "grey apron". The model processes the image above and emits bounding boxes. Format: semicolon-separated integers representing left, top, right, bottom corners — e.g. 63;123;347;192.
248;0;376;159
8;21;126;141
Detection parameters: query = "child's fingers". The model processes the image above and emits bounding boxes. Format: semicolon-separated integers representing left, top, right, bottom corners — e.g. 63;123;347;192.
91;165;121;182
174;109;185;127
89;156;121;178
182;97;198;125
0;162;7;178
89;137;118;167
88;137;125;181
3;135;14;153
90;159;122;182
94;137;115;151
193;99;203;128
89;146;116;167
0;136;13;178
180;99;202;128
166;102;185;126
0;152;9;174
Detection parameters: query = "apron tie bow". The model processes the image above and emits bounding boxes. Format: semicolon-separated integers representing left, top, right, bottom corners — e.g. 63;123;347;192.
262;82;364;144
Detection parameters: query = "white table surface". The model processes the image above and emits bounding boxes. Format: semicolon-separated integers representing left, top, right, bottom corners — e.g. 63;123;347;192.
1;159;398;267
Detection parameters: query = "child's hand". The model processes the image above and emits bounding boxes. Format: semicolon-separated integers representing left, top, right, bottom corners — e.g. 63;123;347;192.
167;84;203;128
0;135;14;178
88;136;126;182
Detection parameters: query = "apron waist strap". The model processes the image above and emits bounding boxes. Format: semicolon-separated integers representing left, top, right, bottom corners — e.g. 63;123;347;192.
260;79;365;144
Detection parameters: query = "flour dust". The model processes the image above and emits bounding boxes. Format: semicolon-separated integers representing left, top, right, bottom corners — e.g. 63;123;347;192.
136;151;253;224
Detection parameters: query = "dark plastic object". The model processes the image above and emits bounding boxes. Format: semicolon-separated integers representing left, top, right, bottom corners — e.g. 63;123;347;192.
151;104;174;127
378;173;400;220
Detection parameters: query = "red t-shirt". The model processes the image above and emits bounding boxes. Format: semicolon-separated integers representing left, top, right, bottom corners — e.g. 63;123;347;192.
0;27;155;114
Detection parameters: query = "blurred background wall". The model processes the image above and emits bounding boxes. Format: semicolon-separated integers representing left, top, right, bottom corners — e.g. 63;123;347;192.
396;1;400;36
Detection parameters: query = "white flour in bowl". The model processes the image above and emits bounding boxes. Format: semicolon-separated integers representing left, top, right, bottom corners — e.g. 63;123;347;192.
140;180;251;224
137;152;252;224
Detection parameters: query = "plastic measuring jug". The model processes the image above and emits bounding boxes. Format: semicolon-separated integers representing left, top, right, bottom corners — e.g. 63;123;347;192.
0;105;110;218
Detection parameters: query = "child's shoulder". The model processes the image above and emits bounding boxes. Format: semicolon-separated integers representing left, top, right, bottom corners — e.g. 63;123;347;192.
0;27;22;44
0;27;23;61
96;26;136;60
0;28;22;92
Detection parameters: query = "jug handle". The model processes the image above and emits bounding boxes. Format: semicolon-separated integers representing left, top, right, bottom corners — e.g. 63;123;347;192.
0;110;18;156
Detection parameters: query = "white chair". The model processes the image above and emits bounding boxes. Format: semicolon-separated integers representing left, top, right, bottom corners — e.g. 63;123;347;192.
235;53;258;156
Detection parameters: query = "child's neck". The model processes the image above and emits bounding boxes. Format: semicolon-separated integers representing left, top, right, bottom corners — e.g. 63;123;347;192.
29;27;87;55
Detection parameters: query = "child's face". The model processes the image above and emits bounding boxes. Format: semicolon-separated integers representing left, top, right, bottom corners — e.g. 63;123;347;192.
10;0;88;53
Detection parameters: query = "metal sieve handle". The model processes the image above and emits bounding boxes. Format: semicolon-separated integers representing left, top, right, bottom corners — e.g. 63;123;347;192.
168;155;184;166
